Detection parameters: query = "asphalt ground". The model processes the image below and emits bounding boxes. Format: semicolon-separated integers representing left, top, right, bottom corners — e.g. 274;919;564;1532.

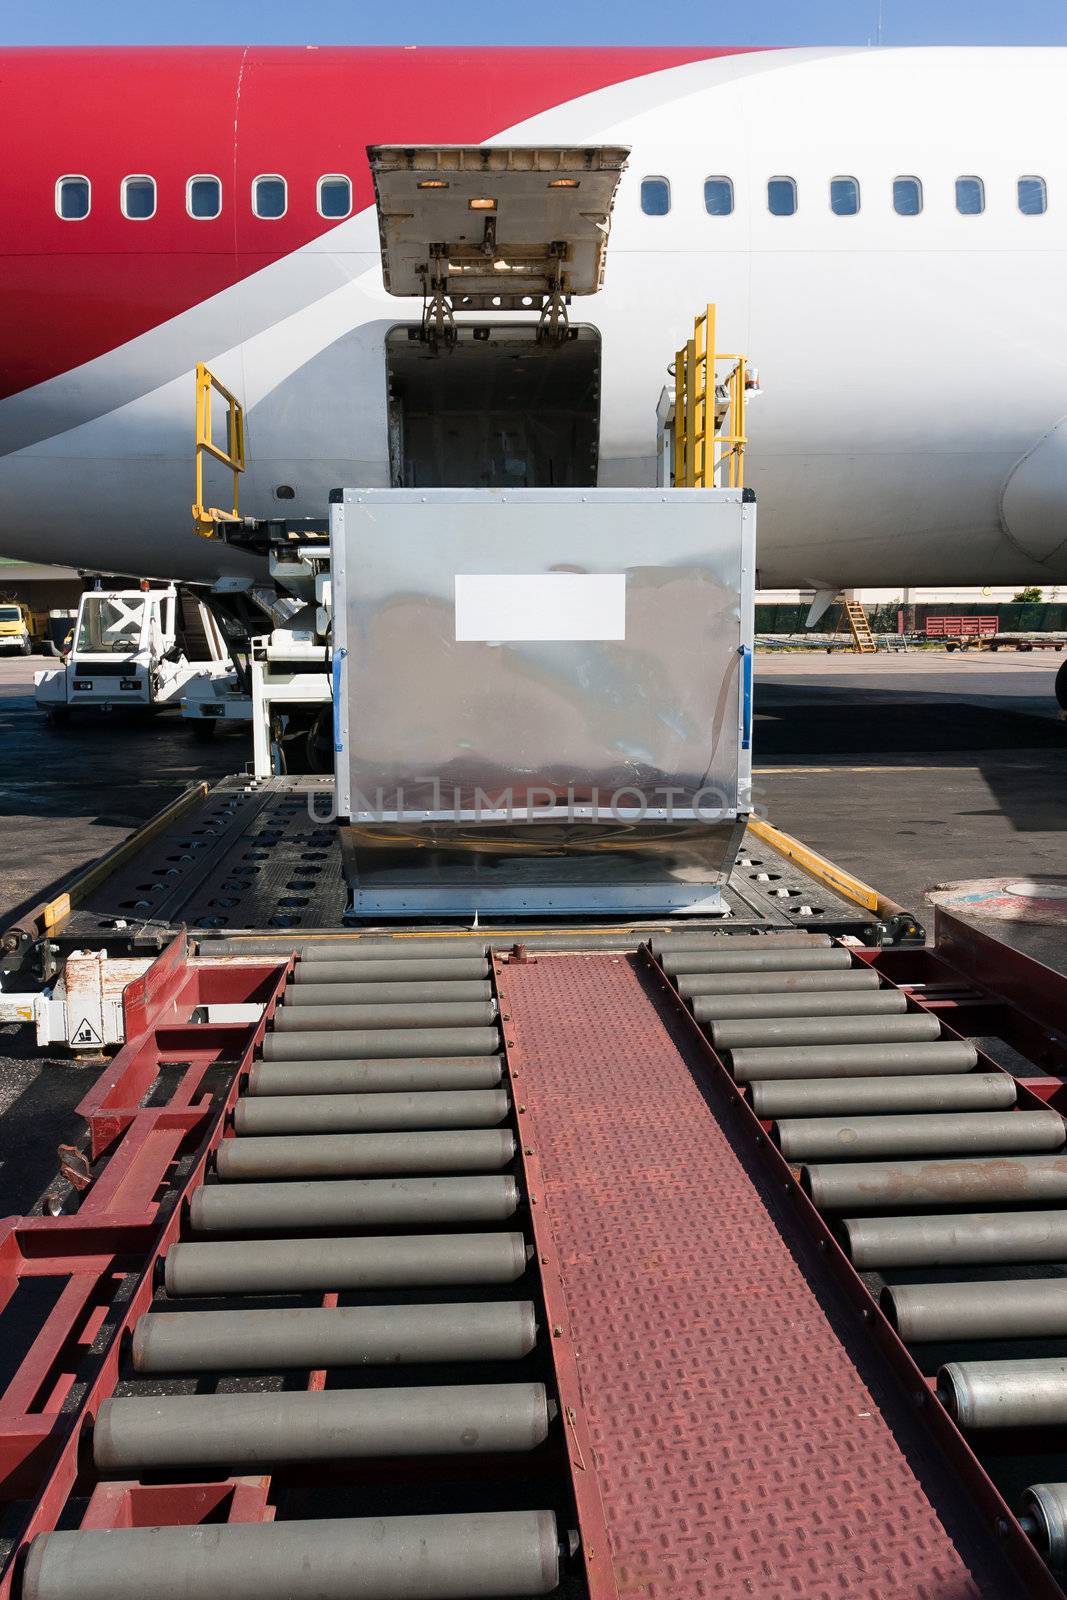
752;651;1066;921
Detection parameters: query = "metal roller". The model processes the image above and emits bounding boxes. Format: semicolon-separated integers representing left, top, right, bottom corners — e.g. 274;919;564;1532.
883;1280;1067;1343
710;1011;941;1052
751;1072;1015;1119
844;1210;1067;1269
285;980;492;1006
93;1383;552;1471
233;1089;511;1136
680;969;881;998
272;1001;497;1032
215;1129;517;1181
248;1057;504;1096
731;1040;978;1082
133;1300;539;1373
692;991;903;1023
651;932;833;955
189;1175;520;1234
262;1027;500;1062
776;1109;1064;1163
292;957;490;984
22;1511;561;1600
302;939;488;962
661;946;853;976
938;1358;1067;1430
165;1231;530;1296
803;1154;1067;1211
1019;1483;1067;1569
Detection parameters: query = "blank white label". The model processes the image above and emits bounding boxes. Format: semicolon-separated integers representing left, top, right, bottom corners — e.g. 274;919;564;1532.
454;573;626;642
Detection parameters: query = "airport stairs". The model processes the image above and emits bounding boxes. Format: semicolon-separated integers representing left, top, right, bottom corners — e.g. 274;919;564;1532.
843;598;878;652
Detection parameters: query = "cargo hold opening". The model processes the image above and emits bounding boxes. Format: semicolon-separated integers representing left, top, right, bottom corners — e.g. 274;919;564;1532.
385;324;600;489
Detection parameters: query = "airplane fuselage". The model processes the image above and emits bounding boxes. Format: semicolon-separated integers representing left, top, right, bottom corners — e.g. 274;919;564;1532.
1;45;1066;589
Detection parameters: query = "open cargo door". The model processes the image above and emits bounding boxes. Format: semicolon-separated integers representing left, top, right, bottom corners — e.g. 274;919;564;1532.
370;146;625;487
368;144;629;333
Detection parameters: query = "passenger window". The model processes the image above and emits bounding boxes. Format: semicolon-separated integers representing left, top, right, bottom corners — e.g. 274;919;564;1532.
56;175;90;220
317;175;352;219
122;176;156;220
640;177;670;216
893;176;923;216
704;176;734;216
830;176;860;215
187;175;222;219
253;175;287;219
1018;175;1047;215
955;176;985;215
767;176;797;216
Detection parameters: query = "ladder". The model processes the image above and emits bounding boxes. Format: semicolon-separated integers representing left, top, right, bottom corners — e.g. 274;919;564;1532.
843;598;878;653
672;304;748;489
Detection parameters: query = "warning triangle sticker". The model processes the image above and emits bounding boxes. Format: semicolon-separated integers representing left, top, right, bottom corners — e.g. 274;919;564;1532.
70;1017;103;1047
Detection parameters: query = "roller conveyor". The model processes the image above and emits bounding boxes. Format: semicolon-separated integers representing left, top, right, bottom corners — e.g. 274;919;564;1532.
657;931;1067;1580
8;933;1067;1599
14;948;576;1600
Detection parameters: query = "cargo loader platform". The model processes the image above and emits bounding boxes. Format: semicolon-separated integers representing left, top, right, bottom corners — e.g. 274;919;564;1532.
1;775;899;976
3;927;1067;1598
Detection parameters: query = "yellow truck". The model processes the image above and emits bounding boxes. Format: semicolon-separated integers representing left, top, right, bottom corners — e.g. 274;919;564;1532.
0;599;37;655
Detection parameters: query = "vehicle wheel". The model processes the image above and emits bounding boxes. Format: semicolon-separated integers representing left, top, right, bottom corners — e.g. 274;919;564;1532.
46;706;71;726
20;638;31;655
989;643;999;652
946;643;957;653
1056;659;1067;712
191;719;217;741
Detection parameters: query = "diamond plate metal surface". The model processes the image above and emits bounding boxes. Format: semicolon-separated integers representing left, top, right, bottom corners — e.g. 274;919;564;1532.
497;953;1026;1600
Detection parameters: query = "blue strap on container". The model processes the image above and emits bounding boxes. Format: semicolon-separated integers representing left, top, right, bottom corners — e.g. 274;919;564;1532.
739;644;753;751
332;647;347;753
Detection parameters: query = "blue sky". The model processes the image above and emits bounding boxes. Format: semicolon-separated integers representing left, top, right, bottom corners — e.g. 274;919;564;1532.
4;0;1067;47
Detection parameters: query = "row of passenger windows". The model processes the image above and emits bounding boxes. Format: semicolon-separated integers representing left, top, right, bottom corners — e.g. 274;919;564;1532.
55;168;1052;222
55;173;354;221
641;174;1049;217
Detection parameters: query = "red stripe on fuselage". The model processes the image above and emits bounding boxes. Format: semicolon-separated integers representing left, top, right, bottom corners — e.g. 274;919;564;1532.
0;45;756;400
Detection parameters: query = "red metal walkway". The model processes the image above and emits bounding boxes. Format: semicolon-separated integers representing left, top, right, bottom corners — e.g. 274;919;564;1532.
496;951;1026;1600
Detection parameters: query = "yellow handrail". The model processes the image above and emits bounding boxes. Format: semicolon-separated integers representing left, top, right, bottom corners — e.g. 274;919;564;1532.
673;304;748;489
192;362;246;538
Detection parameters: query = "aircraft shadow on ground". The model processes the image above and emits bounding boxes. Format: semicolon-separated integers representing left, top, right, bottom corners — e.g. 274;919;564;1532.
753;683;1065;757
753;683;1066;838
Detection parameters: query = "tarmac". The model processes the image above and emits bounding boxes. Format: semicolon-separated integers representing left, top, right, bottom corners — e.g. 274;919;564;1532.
753;650;1065;913
1;648;1063;932
0;645;1064;1223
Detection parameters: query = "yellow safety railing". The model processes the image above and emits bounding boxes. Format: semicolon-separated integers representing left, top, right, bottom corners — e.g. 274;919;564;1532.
673;303;748;490
192;362;246;538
